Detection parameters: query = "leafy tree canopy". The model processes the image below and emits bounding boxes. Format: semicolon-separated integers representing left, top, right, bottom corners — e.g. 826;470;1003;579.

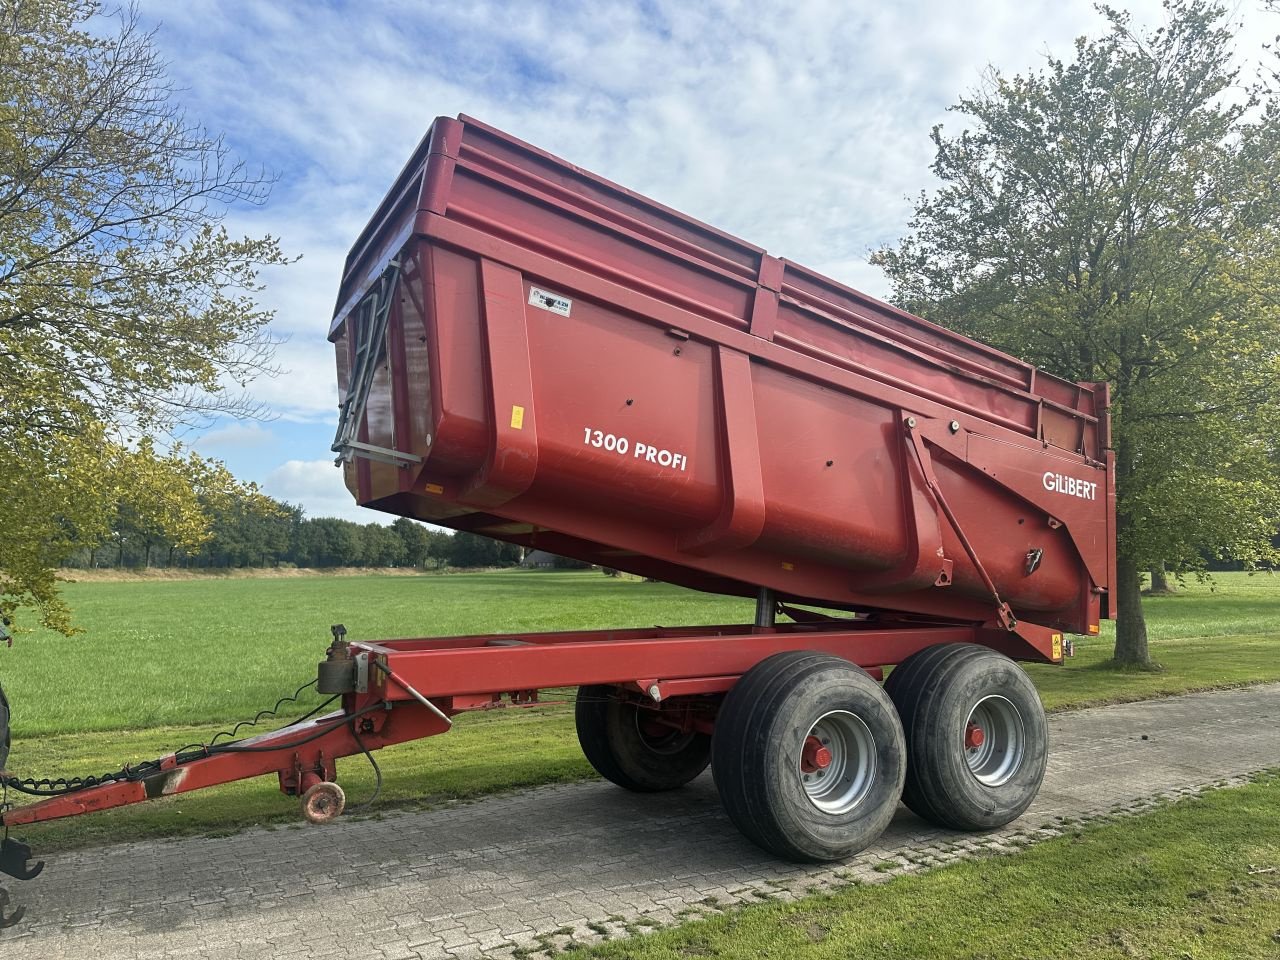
872;0;1280;664
0;0;290;630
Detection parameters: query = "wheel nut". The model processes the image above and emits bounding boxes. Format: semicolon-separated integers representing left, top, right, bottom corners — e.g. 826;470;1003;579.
801;735;833;773
965;722;986;750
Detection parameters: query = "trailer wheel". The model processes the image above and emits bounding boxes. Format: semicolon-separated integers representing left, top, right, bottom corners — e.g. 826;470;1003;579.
711;652;905;862
575;686;711;792
301;781;346;824
885;643;1047;830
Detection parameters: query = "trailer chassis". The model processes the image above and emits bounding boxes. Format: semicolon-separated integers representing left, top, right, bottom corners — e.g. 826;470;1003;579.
0;612;1060;925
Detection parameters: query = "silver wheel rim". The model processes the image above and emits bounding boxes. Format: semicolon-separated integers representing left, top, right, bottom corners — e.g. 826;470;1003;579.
799;710;877;814
964;695;1026;787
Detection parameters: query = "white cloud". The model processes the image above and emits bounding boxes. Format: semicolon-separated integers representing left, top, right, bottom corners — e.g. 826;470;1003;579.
262;459;394;525
142;0;1278;470
194;422;276;451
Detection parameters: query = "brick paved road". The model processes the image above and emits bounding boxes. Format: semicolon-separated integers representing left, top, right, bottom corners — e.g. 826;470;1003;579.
4;684;1278;959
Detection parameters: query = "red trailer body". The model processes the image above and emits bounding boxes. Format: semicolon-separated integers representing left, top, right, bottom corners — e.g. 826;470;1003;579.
329;114;1114;644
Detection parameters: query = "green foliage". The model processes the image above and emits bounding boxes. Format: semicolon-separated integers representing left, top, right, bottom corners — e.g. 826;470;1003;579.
445;530;522;568
0;1;290;631
872;0;1280;663
390;518;437;567
0;429;256;631
62;499;516;573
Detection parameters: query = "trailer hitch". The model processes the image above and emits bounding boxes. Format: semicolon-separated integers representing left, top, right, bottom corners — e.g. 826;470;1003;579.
0;838;42;882
0;837;41;930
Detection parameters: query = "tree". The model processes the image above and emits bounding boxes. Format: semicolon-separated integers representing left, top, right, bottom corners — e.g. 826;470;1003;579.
872;0;1280;665
195;471;292;567
445;532;521;569
392;518;435;568
101;440;213;568
361;524;407;568
0;429;219;627
0;1;288;628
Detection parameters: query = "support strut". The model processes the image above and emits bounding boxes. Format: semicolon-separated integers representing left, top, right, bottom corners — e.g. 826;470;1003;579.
754;587;776;628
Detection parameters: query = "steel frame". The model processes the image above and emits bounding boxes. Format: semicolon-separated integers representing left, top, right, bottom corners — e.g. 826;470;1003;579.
1;617;1056;829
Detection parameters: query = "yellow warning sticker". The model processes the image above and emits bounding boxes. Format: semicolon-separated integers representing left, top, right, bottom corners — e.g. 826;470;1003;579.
511;405;525;429
424;482;444;495
1088;624;1100;634
781;561;795;571
1051;633;1063;660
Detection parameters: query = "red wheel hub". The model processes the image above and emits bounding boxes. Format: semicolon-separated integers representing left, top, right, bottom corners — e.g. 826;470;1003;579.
965;722;986;750
800;735;833;773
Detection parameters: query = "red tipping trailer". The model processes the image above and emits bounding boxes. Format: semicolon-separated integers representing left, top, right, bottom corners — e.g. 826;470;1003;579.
329;115;1114;642
0;117;1116;920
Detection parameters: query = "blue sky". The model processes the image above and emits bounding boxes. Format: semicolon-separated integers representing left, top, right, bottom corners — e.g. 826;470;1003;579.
131;0;1275;523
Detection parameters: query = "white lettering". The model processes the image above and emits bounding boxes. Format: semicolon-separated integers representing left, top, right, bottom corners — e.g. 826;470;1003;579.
1042;471;1098;501
583;425;688;474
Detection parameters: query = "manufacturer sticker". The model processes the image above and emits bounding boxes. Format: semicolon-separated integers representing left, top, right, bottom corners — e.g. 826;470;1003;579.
528;287;572;317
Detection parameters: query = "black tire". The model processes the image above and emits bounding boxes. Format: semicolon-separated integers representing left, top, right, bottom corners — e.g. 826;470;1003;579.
886;643;1048;831
575;685;711;792
711;652;906;862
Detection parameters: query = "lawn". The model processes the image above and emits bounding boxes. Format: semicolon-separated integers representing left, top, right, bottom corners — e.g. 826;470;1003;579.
565;771;1280;960
3;569;1279;851
3;570;753;735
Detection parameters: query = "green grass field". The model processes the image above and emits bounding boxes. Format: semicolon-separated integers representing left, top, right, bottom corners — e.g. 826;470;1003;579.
4;571;753;735
564;772;1280;960
3;569;1279;852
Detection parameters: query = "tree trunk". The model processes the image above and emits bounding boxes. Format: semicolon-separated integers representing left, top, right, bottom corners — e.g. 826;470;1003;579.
1113;555;1152;666
1149;563;1172;594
